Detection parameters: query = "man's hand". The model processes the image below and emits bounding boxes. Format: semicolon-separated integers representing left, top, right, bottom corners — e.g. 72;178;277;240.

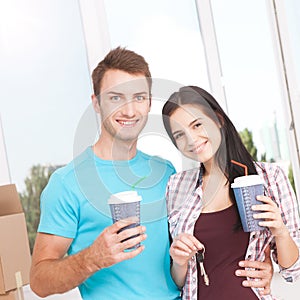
87;217;147;270
30;218;146;297
235;246;273;296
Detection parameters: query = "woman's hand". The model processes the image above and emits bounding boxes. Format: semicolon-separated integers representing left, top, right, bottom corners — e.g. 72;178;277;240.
252;195;288;237
252;195;299;269
170;233;204;267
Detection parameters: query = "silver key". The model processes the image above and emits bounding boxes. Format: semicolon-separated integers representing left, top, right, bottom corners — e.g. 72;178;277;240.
196;249;210;286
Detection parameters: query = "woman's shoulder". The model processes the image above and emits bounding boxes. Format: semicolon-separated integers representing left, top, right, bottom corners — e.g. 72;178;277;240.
255;161;288;183
167;167;200;193
169;167;200;182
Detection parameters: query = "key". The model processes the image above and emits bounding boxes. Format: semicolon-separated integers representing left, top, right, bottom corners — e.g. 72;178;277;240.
196;249;210;286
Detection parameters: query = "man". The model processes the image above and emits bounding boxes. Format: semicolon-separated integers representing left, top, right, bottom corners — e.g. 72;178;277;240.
30;47;273;299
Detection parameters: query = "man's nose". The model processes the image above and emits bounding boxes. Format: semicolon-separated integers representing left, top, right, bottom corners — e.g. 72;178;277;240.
121;100;135;117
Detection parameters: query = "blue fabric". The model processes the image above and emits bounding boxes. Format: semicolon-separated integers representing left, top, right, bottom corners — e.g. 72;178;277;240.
38;147;181;300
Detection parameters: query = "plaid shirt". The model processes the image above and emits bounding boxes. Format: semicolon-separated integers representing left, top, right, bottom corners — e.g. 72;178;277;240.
166;162;300;300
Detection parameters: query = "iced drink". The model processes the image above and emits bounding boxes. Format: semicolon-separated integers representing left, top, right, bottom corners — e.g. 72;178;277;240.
108;191;142;249
231;175;264;232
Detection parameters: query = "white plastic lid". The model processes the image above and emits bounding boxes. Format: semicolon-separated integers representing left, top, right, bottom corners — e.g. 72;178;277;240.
231;175;263;188
108;191;142;204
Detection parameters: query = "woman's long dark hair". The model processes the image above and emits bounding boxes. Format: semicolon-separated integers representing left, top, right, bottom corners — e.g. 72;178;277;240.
162;86;258;205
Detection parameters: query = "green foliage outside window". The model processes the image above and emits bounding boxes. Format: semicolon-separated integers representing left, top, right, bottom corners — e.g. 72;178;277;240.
239;128;295;193
288;164;296;193
239;128;258;161
19;164;60;253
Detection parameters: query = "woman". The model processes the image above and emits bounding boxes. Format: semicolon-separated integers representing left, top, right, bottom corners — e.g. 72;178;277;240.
162;86;300;299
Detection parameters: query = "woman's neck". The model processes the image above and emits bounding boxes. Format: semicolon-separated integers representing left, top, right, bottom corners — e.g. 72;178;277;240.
202;160;226;181
201;162;233;213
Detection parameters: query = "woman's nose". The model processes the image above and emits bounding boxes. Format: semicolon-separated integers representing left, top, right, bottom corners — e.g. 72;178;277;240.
186;131;197;146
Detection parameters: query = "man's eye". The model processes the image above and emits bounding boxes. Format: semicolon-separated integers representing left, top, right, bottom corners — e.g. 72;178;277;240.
135;95;145;101
194;122;202;129
111;95;120;101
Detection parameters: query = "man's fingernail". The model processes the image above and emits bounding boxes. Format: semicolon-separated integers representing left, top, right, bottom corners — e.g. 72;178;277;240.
242;280;249;287
239;261;245;267
235;270;241;276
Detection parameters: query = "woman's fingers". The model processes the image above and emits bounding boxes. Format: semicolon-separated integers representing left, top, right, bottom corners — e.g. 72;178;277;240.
171;233;204;259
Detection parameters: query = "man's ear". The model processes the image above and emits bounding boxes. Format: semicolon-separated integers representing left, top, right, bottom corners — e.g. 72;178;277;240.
91;94;100;113
149;95;152;111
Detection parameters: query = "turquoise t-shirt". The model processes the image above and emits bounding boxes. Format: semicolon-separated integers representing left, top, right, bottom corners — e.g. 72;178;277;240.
38;147;181;300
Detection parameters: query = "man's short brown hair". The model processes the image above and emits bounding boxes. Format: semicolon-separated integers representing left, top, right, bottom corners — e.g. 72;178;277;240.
92;47;152;97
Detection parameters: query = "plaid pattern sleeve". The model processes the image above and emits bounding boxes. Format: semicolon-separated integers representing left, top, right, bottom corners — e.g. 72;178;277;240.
166;168;203;300
166;163;300;300
256;162;300;282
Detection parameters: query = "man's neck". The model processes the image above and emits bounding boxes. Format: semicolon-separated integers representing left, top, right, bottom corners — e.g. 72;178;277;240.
93;136;137;161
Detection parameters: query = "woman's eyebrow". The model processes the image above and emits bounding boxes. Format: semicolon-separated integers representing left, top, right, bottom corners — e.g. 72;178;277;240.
189;118;202;127
172;129;182;136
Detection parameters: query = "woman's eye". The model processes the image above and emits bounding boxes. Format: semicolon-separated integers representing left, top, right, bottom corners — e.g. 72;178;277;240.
194;122;202;129
173;132;184;140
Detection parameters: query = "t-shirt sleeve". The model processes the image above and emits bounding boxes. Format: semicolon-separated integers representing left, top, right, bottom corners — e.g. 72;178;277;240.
38;172;79;239
166;159;176;176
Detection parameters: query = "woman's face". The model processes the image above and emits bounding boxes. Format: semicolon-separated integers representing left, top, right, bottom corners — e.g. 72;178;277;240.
169;104;222;164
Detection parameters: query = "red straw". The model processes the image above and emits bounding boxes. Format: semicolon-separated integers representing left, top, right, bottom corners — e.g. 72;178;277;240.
231;159;248;176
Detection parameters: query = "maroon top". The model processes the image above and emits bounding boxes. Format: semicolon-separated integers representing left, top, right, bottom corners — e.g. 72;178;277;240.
194;205;258;299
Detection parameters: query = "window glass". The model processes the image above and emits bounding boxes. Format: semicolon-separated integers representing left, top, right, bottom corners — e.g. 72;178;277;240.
104;0;209;170
0;0;91;190
285;0;300;86
210;0;291;166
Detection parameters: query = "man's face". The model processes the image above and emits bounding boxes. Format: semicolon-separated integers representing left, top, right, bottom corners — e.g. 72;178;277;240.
94;69;151;143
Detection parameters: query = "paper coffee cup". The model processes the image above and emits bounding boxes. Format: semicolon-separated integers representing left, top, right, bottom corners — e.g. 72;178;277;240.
108;191;142;249
231;175;264;232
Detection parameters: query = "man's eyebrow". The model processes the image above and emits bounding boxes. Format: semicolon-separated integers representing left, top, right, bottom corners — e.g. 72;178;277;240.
107;91;124;96
106;91;148;96
133;91;148;96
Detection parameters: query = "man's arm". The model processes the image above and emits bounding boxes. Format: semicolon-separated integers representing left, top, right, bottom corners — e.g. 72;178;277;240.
235;246;273;296
30;219;146;297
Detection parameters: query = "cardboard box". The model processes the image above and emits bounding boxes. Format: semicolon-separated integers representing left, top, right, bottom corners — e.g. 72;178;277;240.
0;184;31;294
0;289;20;300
